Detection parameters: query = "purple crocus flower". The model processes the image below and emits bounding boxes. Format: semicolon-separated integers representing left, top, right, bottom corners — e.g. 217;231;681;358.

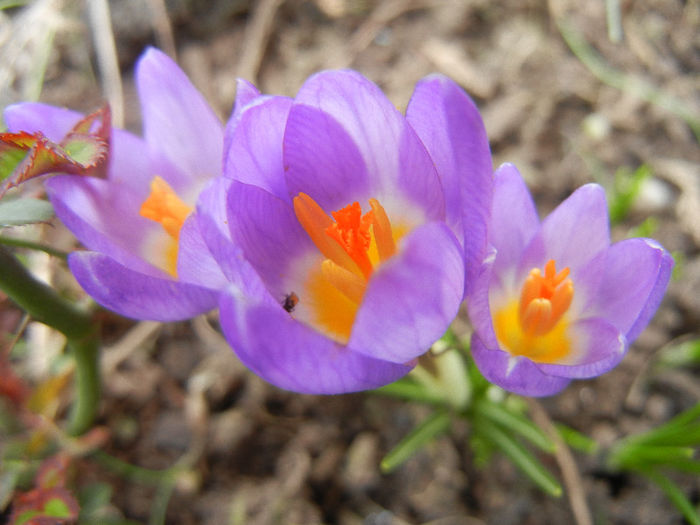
198;70;492;394
3;48;227;320
468;164;673;396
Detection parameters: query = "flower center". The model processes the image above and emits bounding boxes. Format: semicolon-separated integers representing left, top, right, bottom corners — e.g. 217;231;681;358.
493;259;574;363
139;176;193;277
292;192;399;342
518;259;574;336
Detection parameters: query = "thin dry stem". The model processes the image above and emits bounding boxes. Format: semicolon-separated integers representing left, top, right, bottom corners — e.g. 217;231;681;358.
528;398;593;525
88;0;124;127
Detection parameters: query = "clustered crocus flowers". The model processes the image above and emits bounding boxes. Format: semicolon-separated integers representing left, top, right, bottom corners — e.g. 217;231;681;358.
4;47;672;397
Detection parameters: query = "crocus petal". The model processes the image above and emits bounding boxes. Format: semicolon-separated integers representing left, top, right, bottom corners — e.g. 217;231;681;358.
197;177;261;290
220;284;412;394
349;222;464;363
489;164;540;282
293;70;444;220
136;47;222;190
224;96;293;202
46;176;163;278
69;252;218;321
520;184;610;276
227;181;312;297
283;103;370;210
405;74;492;293
535;318;626;378
223;78;262;168
466;248;500;350
176;213;228;289
471;334;571;397
591;238;673;341
4;103;82;141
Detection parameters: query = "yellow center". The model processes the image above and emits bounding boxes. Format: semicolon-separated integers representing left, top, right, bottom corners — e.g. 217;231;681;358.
493;260;574;363
293;193;404;343
139;176;193;277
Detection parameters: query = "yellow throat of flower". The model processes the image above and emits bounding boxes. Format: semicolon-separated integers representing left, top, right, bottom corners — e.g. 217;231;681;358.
292;192;404;343
139;176;193;277
494;259;574;363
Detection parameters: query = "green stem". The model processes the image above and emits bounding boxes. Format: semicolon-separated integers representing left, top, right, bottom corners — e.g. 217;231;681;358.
0;245;100;435
0;234;69;259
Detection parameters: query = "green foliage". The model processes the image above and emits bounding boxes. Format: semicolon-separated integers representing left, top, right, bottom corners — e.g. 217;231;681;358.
608;402;700;525
0;197;54;227
380;410;452;473
608;164;651;224
657;339;700;368
376;339;563;497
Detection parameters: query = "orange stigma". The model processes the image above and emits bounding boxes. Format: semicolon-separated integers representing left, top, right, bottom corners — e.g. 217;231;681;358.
292;192;400;342
518;259;574;336
139;176;193;276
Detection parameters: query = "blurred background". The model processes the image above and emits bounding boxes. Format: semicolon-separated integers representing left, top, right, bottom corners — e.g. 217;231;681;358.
1;0;698;523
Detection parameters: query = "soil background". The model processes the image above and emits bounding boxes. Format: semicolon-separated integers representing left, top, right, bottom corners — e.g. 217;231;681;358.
1;0;699;524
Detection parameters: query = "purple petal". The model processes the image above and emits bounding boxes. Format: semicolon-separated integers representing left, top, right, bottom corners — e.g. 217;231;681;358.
520;184;610;277
227;181;313;297
224;96;293;202
69;252;218;321
197;177;262;291
46;175;163;278
136;47;223;189
466;248;500;350
4;103;82;141
293;70;444;220
490;164;540;282
536;318;626;379
405;75;493;293
470;334;571;397
177;213;228;289
223;78;262;168
283;103;370;210
349;222;464;363
590;238;673;341
219;285;412;394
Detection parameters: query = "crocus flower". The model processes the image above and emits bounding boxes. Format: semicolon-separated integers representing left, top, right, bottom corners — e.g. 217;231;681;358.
3;48;227;320
198;70;493;394
468;164;673;396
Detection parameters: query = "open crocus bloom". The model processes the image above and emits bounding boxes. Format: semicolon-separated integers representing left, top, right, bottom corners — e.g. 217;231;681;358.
468;164;673;396
199;70;492;393
3;48;227;320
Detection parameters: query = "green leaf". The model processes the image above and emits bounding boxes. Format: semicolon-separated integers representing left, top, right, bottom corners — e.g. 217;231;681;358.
0;198;54;226
639;468;700;525
373;377;445;405
475;400;555;453
475;416;562;497
658;339;700;368
380;410;451;473
608;164;651;224
555;423;599;455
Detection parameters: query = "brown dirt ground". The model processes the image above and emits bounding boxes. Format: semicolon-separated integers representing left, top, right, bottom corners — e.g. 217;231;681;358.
1;0;699;524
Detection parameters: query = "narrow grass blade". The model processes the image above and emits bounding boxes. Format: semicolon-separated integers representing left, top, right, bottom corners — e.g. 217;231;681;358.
381;410;451;473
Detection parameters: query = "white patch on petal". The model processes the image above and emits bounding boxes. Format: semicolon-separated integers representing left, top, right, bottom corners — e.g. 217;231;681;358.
505;356;521;377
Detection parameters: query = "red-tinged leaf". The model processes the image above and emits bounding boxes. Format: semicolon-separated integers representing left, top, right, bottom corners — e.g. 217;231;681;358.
0;358;29;408
0;105;111;196
35;454;71;490
10;487;79;525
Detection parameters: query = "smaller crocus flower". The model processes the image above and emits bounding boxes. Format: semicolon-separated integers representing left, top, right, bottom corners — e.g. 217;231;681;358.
198;70;492;394
3;48;227;320
468;164;673;396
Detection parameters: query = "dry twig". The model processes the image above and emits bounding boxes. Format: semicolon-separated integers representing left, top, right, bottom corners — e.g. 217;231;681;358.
528;399;593;525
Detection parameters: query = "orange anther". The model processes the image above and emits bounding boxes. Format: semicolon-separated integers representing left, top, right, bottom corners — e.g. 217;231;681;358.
519;259;574;335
